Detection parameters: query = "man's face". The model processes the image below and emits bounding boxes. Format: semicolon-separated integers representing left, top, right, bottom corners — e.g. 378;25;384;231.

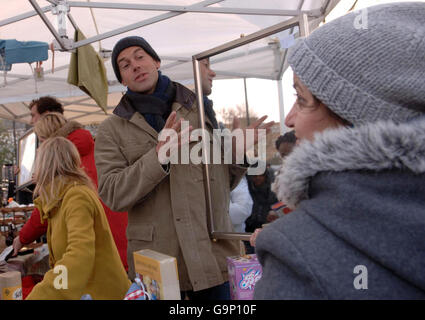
252;174;266;187
117;46;161;94
30;104;41;125
199;59;216;96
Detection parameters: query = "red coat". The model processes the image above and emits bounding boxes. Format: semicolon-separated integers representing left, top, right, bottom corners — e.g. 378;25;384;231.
19;122;128;271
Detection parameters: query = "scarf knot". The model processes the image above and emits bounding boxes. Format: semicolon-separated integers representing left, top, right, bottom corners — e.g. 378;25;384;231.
126;71;219;131
126;71;175;132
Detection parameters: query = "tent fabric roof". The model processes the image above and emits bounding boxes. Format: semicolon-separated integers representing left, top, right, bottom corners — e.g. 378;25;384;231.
0;0;339;125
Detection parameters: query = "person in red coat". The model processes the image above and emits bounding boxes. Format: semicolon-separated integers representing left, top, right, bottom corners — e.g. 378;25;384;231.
13;99;128;272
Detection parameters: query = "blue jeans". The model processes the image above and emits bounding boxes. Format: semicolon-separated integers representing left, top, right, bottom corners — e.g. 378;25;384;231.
181;282;230;300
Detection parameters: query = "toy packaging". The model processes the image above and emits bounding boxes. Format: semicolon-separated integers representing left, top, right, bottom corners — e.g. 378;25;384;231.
227;254;262;300
133;249;180;300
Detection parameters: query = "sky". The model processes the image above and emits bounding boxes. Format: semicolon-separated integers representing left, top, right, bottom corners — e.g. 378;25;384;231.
209;75;293;125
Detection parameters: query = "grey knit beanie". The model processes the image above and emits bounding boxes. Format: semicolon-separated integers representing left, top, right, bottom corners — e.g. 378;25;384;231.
111;36;161;83
288;2;425;125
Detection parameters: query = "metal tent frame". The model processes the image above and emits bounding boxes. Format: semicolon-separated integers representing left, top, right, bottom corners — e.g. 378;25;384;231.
28;0;322;52
193;15;309;241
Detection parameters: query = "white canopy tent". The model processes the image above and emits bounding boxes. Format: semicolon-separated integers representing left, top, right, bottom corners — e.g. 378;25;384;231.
0;0;340;126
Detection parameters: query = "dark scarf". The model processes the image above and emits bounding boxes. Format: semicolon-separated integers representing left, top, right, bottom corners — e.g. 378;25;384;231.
126;71;219;131
203;96;218;129
126;71;175;132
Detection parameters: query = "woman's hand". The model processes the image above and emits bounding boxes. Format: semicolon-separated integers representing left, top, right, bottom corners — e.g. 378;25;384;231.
249;228;263;247
12;236;23;256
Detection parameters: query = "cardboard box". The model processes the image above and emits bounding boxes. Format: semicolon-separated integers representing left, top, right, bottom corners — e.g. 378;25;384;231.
0;271;22;300
227;254;262;300
133;249;180;300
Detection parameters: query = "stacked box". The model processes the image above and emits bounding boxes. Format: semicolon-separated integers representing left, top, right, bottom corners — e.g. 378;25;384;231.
227;254;262;300
133;249;180;300
0;271;22;300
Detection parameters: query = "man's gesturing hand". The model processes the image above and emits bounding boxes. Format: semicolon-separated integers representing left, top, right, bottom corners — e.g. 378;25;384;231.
156;111;192;165
231;115;275;162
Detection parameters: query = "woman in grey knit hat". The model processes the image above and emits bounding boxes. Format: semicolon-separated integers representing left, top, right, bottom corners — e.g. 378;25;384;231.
253;2;425;299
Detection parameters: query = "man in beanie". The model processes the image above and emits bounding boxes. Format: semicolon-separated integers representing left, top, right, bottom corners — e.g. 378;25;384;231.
94;36;272;299
253;2;425;299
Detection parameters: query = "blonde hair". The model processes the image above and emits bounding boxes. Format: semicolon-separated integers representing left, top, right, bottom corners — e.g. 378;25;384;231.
34;112;68;141
34;136;96;204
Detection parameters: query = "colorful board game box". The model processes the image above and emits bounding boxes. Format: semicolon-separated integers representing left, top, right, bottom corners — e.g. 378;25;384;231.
227;254;262;300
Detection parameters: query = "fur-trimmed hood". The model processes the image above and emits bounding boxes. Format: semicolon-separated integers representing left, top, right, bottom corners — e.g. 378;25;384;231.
53;120;83;138
272;117;425;208
52;121;95;159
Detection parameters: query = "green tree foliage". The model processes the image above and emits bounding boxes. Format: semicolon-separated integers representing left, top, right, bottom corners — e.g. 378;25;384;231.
0;121;16;167
216;104;258;128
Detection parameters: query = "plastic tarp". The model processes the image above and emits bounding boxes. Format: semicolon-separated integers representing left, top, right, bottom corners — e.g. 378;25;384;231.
0;39;48;65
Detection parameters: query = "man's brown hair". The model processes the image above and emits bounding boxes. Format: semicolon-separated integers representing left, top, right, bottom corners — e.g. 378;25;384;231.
29;96;64;115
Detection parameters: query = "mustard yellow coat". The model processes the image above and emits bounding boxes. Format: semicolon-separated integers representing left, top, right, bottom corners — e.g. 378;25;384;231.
26;183;131;300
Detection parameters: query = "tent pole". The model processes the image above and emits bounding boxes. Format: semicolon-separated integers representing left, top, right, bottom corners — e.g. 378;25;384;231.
72;0;224;49
277;79;286;135
28;0;68;50
299;13;310;37
243;78;250;126
0;5;53;27
277;0;305;80
67;13;78;30
12;120;17;166
193;58;215;239
67;2;321;17
194;16;299;60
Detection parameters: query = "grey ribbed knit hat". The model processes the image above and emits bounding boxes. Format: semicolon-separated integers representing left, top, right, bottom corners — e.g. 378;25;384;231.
288;2;425;125
111;36;161;83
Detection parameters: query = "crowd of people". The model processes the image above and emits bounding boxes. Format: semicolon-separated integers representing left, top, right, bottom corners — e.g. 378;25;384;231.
5;2;424;300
